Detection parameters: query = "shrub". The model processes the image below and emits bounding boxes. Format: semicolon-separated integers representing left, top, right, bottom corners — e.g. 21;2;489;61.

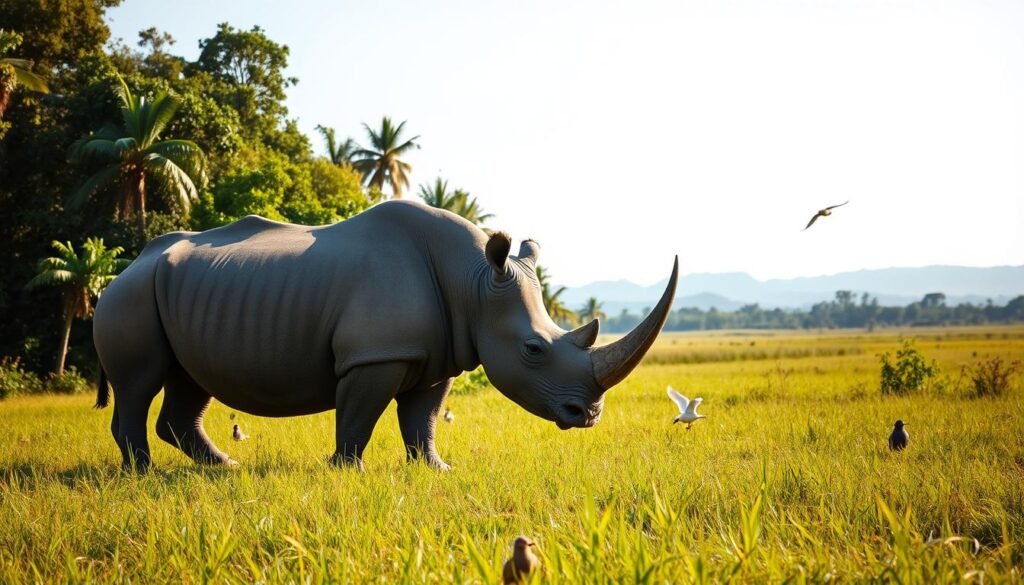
45;367;90;395
879;339;938;395
450;366;491;396
969;356;1020;399
0;356;44;399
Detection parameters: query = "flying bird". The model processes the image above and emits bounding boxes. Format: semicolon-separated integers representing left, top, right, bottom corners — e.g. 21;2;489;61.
232;424;248;441
667;386;706;430
502;536;540;584
443;408;454;423
888;420;908;451
804;201;849;230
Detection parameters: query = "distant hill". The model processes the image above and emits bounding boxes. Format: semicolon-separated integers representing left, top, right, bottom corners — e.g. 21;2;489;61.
559;265;1024;312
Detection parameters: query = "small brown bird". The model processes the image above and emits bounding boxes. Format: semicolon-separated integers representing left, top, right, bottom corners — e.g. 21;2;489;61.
502;536;540;584
804;201;849;230
443;408;455;423
232;424;248;441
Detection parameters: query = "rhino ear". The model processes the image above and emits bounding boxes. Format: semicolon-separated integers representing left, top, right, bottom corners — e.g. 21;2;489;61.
485;231;512;278
518;239;540;268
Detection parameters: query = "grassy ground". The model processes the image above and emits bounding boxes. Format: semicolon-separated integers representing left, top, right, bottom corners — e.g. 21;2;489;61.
1;326;1022;583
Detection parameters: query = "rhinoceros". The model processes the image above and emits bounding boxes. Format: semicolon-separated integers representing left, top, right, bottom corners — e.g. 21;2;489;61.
93;200;678;471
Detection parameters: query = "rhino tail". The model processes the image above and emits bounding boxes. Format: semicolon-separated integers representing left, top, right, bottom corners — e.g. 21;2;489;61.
94;366;110;409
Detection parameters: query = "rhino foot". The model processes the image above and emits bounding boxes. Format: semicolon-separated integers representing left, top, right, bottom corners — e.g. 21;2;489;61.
330;452;365;472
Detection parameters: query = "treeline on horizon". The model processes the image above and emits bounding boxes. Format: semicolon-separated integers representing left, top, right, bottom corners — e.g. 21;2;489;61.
599;291;1024;333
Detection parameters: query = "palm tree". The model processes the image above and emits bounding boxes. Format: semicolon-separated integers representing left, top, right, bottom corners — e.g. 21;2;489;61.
418;178;494;227
351;117;419;198
25;238;130;376
69;75;206;238
419;177;460;209
536;265;579;328
316;124;358;165
0;29;49;129
451;189;493;226
578;297;607;323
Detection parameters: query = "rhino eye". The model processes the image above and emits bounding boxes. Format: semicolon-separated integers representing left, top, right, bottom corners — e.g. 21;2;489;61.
524;340;545;357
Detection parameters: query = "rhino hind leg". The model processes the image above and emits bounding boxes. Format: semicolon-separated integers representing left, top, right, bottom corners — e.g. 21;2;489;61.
331;361;415;471
156;366;233;465
111;376;162;473
396;377;453;471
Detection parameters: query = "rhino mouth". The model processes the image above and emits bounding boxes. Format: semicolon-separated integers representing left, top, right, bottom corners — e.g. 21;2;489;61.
555;402;600;430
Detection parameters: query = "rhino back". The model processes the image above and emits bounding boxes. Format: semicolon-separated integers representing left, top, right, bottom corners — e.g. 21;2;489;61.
153;212;447;415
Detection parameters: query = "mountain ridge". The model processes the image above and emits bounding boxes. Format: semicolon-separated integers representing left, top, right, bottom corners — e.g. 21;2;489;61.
557;265;1024;312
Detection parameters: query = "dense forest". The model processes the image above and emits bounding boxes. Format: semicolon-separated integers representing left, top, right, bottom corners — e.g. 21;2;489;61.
0;1;431;380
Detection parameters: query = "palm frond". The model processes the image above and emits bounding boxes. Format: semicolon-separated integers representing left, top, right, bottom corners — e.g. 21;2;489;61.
68;163;121;209
1;58;49;93
69;135;120;165
140;91;181;148
144;154;199;211
25;269;76;290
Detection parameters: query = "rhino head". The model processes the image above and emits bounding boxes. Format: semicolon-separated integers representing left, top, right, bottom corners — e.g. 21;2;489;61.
474;232;678;429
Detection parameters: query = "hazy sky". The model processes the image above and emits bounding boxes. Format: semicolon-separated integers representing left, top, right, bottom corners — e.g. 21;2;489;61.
105;0;1024;287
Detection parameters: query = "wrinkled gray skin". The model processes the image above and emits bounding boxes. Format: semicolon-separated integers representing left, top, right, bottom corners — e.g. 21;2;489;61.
93;200;678;471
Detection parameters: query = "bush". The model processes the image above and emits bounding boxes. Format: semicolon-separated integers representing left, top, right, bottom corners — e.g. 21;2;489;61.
0;358;91;399
879;339;938;395
46;368;90;395
0;356;44;399
450;366;491;396
969;356;1020;399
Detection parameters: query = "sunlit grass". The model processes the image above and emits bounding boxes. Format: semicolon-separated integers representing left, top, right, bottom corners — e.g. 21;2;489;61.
1;326;1022;582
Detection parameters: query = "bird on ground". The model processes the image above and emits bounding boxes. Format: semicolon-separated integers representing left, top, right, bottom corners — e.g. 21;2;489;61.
443;408;454;423
502;536;540;584
804;201;849;230
888;420;908;451
667;386;706;430
232;424;248;441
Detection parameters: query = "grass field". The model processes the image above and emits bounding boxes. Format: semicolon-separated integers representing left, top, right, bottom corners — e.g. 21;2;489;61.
1;326;1022;583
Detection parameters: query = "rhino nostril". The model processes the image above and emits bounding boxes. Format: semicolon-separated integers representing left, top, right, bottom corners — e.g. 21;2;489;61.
562;403;585;419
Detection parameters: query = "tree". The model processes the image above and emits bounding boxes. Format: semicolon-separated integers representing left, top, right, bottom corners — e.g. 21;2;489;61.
418;178;493;226
69;75;207;237
316;124;357;165
352;117;419;198
192;23;296;141
536;265;579;328
578;297;607;323
25;238;129;376
0;29;49;136
0;1;120;72
451;189;492;226
191;151;368;229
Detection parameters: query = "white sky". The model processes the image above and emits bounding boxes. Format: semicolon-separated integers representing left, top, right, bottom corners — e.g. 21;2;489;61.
106;0;1024;287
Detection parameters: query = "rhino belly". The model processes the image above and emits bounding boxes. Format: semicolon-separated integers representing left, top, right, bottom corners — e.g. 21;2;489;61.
156;260;343;417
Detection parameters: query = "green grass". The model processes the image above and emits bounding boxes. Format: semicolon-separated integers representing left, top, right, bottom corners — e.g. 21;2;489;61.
1;326;1023;583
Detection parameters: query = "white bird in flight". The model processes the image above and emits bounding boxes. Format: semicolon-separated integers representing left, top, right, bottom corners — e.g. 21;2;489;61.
667;386;706;430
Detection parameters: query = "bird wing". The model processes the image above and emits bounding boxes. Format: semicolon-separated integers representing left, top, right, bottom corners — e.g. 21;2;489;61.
667;386;689;414
686;397;703;415
804;213;822;230
825;201;849;211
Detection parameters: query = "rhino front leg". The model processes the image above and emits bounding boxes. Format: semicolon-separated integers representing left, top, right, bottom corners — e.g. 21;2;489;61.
331;361;413;471
397;377;453;471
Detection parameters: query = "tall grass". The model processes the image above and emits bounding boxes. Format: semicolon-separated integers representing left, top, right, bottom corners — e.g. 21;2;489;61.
1;327;1022;582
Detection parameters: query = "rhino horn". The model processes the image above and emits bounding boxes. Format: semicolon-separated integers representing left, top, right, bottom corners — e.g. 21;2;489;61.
565;318;599;349
590;256;678;390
